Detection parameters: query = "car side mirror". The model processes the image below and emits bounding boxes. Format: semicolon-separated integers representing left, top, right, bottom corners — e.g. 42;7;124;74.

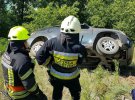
81;23;89;29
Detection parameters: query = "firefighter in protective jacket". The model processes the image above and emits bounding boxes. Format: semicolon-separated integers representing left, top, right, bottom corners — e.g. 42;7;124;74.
36;15;87;100
1;26;47;100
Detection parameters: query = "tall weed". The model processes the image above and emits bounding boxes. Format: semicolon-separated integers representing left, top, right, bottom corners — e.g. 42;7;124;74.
80;67;133;100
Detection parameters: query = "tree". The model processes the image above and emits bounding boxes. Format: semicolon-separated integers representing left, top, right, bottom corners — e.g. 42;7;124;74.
0;0;13;37
85;0;135;40
85;0;109;27
110;0;135;40
32;0;87;23
8;0;36;25
0;0;36;37
23;3;79;33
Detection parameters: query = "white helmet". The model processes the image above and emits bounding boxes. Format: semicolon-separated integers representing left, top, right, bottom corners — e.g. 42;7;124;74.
60;15;81;34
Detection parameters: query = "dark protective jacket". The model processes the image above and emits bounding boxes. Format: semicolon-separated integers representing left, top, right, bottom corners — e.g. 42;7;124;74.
36;33;87;80
1;42;39;99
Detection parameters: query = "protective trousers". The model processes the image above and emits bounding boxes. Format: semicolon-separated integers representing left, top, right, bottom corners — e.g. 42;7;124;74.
132;89;135;100
49;76;81;100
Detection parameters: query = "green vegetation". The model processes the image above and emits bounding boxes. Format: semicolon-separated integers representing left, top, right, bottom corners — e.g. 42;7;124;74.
0;0;135;40
24;64;135;100
0;58;4;89
0;38;8;54
80;68;132;100
132;47;135;65
23;2;79;33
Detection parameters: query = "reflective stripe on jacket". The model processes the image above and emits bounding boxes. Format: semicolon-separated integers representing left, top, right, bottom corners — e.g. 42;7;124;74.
53;51;79;68
1;49;39;99
50;66;80;80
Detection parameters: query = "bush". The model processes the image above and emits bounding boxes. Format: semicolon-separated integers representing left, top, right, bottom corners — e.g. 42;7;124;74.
0;37;8;55
80;67;133;100
23;2;79;33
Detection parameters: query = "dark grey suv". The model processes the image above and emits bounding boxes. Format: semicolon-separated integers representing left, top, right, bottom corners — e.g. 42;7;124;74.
27;23;134;71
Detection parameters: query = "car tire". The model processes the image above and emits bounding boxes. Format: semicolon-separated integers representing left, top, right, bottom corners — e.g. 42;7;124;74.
30;41;44;57
96;44;103;55
96;37;119;55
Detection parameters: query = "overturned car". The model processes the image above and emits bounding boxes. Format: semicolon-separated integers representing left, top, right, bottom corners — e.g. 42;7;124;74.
27;23;134;71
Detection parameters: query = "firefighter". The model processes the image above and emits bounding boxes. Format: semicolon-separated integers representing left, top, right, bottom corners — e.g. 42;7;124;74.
1;26;47;100
36;15;87;100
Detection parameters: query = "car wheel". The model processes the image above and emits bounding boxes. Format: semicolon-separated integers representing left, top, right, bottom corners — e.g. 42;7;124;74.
30;41;44;57
96;44;103;55
96;37;119;55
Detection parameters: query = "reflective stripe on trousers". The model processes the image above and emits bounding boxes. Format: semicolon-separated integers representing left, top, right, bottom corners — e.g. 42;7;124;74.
8;89;30;99
5;84;30;99
50;66;80;80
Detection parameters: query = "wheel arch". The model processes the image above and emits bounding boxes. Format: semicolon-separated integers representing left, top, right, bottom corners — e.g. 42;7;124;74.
31;36;48;47
93;31;119;50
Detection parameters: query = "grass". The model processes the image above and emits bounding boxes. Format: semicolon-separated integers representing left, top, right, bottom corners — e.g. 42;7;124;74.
0;60;4;90
34;65;71;100
80;68;132;100
0;48;135;100
34;64;134;100
35;65;133;100
131;47;135;65
0;37;8;55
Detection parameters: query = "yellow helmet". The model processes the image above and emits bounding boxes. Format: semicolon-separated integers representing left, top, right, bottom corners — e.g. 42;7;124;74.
8;26;30;40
